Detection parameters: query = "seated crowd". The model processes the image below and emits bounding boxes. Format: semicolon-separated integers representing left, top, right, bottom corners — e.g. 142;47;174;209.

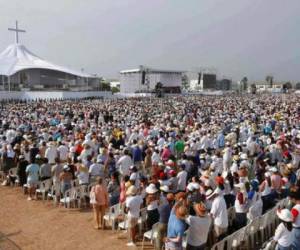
1;95;300;250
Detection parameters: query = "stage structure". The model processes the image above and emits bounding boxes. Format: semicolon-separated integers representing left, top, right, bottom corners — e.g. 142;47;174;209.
0;21;100;91
120;65;183;93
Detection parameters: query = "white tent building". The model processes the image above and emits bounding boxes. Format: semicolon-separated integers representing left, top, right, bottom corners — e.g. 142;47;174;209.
0;43;100;91
120;65;183;93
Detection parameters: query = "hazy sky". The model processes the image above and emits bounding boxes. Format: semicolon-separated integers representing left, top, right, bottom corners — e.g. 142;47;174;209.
1;0;300;81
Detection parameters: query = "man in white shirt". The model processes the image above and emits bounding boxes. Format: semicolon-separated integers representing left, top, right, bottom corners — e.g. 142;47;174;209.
45;142;58;164
125;185;143;247
177;164;187;191
57;142;69;162
209;188;228;240
116;150;133;177
186;203;212;250
89;159;105;182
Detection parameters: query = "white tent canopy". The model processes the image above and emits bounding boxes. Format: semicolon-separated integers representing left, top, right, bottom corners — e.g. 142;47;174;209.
0;43;91;78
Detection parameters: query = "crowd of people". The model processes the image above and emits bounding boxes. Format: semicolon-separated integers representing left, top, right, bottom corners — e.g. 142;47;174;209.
1;94;300;250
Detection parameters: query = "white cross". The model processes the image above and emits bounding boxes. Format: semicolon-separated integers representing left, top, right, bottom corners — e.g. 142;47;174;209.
8;20;26;44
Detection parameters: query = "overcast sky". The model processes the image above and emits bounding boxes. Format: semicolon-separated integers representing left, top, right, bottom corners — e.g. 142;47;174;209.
1;0;300;81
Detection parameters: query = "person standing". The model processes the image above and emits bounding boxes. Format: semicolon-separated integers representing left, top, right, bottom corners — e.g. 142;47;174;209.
185;202;212;250
166;201;187;250
155;193;174;250
208;188;228;241
90;177;109;229
273;209;293;250
125;185;143;247
26;159;40;201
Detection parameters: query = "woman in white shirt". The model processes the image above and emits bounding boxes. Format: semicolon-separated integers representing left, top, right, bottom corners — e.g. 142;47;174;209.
234;183;248;229
145;183;160;228
272;209;293;250
260;172;274;213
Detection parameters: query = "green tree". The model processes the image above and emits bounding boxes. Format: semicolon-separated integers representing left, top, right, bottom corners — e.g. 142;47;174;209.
155;82;163;97
250;83;257;94
266;75;274;88
111;86;120;94
182;74;189;89
99;78;111;91
241;77;248;91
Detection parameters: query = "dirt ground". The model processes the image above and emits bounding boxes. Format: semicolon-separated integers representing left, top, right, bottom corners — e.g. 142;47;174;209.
0;186;151;250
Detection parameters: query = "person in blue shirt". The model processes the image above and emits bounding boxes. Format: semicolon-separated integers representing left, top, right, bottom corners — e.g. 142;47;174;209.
132;140;142;165
217;131;225;149
166;201;187;250
26;160;40;201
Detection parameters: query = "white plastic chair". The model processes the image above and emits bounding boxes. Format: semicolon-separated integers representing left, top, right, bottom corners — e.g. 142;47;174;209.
77;185;89;208
104;203;122;231
0;170;5;181
48;181;61;205
138;207;148;236
8;167;18;186
35;179;52;200
142;222;159;249
60;187;78;208
118;214;128;231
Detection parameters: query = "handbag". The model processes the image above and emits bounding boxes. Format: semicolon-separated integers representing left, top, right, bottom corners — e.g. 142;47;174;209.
90;187;97;204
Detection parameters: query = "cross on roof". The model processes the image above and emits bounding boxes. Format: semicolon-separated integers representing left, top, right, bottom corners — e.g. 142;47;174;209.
8;20;26;44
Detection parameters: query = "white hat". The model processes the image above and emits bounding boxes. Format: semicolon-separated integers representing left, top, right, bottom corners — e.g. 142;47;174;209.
269;167;278;172
35;154;41;159
205;189;213;197
207;187;222;199
63;165;70;171
130;173;137;181
222;171;229;179
264;172;271;178
240;153;248;160
146;184;158;194
160;185;169;193
277;209;292;222
192;182;200;190
187;183;194;192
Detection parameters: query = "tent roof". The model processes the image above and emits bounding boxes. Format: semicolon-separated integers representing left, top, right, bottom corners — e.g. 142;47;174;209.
0;43;91;77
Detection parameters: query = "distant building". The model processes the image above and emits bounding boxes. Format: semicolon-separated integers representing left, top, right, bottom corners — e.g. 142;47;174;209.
253;81;284;93
216;79;232;91
109;81;120;88
188;72;218;91
120;65;183;93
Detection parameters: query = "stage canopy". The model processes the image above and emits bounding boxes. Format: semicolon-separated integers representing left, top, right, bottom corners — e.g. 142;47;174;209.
0;43;91;78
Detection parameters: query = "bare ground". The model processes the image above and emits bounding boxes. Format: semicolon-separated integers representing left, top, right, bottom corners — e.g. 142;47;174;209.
0;186;151;250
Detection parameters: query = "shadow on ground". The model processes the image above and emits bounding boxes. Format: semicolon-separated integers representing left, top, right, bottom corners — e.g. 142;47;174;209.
0;231;22;250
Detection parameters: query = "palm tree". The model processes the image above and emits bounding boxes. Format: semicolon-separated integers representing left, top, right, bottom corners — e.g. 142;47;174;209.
250;83;257;94
241;77;248;91
155;82;163;97
182;74;189;90
265;75;274;88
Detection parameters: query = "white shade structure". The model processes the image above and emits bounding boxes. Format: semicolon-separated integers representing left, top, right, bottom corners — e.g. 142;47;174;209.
0;43;90;78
